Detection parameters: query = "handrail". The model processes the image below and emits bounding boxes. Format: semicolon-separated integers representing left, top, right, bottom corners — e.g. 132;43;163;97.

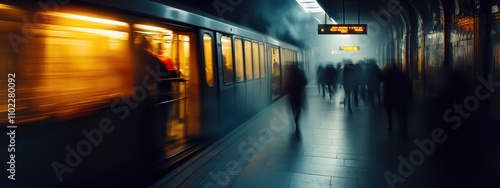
160;77;189;82
157;96;189;105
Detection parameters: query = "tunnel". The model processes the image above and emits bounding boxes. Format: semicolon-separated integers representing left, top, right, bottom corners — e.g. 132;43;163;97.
1;0;499;187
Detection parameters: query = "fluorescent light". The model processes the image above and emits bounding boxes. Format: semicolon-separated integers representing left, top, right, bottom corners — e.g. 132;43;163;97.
296;0;325;13
0;3;16;10
47;12;128;27
296;0;338;24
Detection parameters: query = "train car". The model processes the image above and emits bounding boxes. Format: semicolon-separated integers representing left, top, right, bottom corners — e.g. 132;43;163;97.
0;0;307;187
490;6;500;121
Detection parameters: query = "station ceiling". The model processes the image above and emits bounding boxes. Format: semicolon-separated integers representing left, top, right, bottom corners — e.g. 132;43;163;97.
160;0;441;47
318;0;397;24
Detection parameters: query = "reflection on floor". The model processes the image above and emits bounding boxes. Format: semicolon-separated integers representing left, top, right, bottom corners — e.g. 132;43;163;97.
153;84;500;188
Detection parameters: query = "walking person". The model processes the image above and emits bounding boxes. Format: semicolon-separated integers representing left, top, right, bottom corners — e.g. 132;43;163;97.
284;63;307;138
134;35;169;170
381;64;411;133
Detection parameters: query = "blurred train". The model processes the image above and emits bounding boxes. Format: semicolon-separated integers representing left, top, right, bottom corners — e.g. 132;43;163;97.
0;0;310;186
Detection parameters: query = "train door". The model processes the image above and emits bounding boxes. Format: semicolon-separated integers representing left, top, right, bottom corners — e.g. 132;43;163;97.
490;19;500;118
250;41;262;112
259;43;269;108
132;24;201;155
281;49;289;91
233;37;247;123
199;29;220;138
270;45;282;100
217;33;237;133
243;40;256;117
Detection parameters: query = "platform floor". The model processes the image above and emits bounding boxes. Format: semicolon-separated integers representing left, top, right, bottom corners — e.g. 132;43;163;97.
152;84;500;188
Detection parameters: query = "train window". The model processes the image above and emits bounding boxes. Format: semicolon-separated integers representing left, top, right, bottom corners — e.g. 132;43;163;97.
234;38;244;82
252;42;260;78
271;47;281;98
175;34;191;78
282;49;287;65
282;49;288;87
133;24;191;78
284;50;287;64
0;11;132;123
244;40;253;80
260;43;266;78
203;34;214;87
221;35;234;85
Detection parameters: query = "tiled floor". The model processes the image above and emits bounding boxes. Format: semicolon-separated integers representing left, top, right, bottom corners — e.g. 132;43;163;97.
152;85;500;188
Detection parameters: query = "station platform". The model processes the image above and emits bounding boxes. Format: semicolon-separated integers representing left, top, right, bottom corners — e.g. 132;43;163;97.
151;84;500;188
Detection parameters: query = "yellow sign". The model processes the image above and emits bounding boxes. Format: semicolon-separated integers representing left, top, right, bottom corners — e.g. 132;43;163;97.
339;46;360;51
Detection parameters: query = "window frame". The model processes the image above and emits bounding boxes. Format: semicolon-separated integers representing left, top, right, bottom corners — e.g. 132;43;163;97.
259;43;266;78
243;39;253;81
233;37;245;83
252;41;260;79
221;34;234;85
202;33;215;87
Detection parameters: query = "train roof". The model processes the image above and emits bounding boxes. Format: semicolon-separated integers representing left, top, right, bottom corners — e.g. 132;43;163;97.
78;0;302;51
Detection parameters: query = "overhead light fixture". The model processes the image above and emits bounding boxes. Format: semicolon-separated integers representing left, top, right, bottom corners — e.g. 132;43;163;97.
296;0;325;13
296;0;337;24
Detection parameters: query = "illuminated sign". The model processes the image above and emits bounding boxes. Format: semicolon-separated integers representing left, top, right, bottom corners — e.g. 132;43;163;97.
339;46;360;51
318;24;367;35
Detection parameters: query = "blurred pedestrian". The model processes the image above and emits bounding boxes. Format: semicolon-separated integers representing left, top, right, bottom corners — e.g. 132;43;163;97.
366;59;382;106
284;63;307;138
324;64;337;99
381;64;411;133
134;35;169;165
342;60;356;112
317;64;325;96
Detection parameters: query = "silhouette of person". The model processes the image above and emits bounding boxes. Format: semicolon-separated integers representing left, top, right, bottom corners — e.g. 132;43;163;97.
222;54;233;84
381;64;411;133
323;64;337;99
284;63;307;138
366;59;382;106
316;65;325;96
342;60;356;112
272;62;281;96
134;35;169;169
336;62;342;90
353;61;365;106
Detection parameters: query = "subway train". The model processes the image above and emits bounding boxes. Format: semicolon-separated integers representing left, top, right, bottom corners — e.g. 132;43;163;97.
0;0;309;187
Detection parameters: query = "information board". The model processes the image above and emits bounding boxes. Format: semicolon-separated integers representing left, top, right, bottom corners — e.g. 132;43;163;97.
318;24;367;35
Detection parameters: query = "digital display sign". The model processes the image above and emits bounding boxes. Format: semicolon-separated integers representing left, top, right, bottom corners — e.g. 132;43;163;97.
339;46;360;51
318;24;367;35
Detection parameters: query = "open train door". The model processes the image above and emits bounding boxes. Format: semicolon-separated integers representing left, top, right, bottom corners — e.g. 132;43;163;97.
198;29;220;139
133;23;203;157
